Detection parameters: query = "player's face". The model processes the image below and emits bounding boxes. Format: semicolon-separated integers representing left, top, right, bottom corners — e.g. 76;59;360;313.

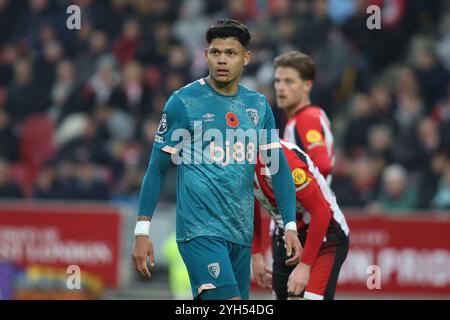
205;37;250;85
274;66;312;111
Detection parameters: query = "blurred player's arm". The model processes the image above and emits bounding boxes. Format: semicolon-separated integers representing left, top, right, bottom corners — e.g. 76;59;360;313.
132;94;188;278
251;200;272;289
252;200;262;255
288;170;332;295
260;99;301;262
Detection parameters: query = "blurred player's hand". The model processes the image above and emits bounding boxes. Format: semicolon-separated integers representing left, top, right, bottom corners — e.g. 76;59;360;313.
284;230;302;266
251;253;272;289
287;262;311;296
132;235;155;278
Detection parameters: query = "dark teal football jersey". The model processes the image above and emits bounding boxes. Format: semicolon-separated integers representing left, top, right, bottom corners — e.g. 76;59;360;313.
154;78;279;246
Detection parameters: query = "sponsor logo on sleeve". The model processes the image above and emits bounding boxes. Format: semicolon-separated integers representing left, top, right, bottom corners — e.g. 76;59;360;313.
157;113;168;134
292;168;307;185
292;168;312;191
154;135;164;143
305;129;323;144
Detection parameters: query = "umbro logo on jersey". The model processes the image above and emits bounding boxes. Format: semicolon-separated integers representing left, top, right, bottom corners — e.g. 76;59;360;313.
207;262;220;278
203;113;215;122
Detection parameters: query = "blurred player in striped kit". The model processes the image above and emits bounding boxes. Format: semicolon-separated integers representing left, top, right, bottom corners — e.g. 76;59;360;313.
252;51;349;300
274;51;335;183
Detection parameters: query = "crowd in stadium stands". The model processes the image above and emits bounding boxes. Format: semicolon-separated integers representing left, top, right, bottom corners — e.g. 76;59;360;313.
0;0;449;212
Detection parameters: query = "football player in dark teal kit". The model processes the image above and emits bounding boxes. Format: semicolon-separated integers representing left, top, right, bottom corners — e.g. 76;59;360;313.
131;19;301;300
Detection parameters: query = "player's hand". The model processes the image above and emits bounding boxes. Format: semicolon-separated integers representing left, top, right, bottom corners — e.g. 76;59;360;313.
283;230;302;266
287;262;311;296
251;253;272;289
132;235;155;278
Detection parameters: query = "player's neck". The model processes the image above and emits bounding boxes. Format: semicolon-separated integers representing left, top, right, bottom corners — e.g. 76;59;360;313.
206;76;239;96
287;98;311;118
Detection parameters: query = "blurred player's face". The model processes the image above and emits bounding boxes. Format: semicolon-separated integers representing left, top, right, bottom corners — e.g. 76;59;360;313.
274;66;312;113
205;37;250;86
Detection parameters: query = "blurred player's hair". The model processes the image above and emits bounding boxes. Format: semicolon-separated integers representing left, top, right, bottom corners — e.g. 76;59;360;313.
274;51;316;81
205;19;251;48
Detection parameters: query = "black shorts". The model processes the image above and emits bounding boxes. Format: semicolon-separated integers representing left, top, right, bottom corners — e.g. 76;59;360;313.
271;229;349;300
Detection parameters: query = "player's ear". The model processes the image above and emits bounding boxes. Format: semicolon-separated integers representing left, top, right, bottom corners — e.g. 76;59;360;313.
304;80;314;93
204;47;209;60
244;51;251;66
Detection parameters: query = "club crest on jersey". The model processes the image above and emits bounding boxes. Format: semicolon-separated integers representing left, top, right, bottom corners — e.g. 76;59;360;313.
157;113;168;134
207;262;220;278
225;112;239;128
246;108;258;127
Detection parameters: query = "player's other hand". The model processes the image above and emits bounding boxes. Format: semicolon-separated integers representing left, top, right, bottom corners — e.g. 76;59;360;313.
251;253;272;289
132;235;155;278
284;230;302;266
287;262;311;296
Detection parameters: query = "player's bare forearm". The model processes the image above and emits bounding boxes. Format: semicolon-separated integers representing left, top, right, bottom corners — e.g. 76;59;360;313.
137;215;152;221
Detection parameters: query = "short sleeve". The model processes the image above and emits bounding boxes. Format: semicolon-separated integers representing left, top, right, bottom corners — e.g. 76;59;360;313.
154;94;189;154
295;112;324;152
294;111;333;178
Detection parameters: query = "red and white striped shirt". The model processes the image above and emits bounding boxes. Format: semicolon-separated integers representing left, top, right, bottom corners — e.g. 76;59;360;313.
283;106;335;183
253;140;349;266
